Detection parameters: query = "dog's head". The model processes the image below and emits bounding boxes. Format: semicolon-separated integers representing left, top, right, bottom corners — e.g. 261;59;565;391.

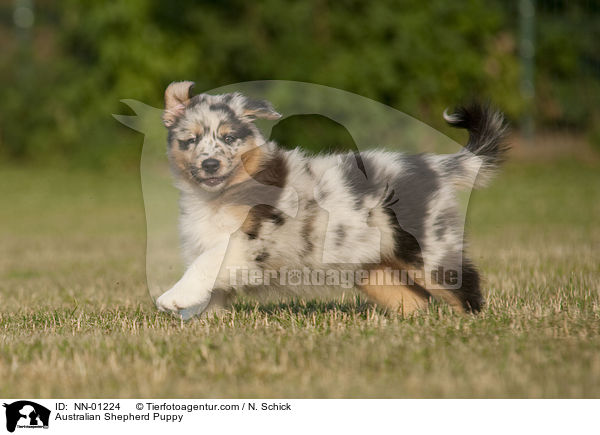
162;81;281;192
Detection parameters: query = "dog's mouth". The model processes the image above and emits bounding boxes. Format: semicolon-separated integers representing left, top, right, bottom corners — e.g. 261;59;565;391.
198;174;227;187
190;164;239;188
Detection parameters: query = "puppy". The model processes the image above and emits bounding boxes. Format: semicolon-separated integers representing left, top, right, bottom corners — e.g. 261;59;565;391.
155;81;509;318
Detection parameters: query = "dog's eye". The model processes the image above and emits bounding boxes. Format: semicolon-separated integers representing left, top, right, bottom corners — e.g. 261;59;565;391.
224;135;236;144
178;136;197;150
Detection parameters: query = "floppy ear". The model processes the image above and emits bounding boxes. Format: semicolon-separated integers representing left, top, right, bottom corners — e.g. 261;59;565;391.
241;97;281;120
163;81;195;127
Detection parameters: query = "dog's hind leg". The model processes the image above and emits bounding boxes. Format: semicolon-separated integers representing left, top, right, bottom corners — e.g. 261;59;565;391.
364;258;479;314
418;253;484;313
357;265;430;315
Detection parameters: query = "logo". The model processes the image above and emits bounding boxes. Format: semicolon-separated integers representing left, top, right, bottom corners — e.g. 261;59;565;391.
2;401;50;433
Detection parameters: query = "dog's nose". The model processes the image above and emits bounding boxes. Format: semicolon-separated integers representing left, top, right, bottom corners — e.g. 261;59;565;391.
201;158;220;174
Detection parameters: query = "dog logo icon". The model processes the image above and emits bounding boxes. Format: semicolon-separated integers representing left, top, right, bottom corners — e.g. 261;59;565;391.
2;401;50;433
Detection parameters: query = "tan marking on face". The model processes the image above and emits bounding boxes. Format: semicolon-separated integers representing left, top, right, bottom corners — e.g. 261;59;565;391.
227;139;263;186
170;148;190;173
167;136;200;186
217;123;236;137
167;121;211;183
166;98;267;191
190;124;205;138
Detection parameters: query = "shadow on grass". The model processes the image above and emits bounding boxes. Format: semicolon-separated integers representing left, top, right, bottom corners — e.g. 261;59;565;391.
227;296;451;319
232;297;373;316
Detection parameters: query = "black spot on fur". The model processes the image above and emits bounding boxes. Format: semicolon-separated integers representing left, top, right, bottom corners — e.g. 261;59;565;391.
434;214;447;239
223;150;288;207
255;252;269;262
234;150;290;240
210;103;236;118
353;151;368;177
243;98;277;118
252;150;288;188
188;94;206;107
316;188;329;202
229;122;253;140
386;155;439;264
382;206;424;265
272;212;285;226
178;137;195;151
434;253;484;312
300;199;318;256
341;154;381;206
344;153;439;265
244;205;284;240
245;99;268;110
335;224;346;247
458;260;483;312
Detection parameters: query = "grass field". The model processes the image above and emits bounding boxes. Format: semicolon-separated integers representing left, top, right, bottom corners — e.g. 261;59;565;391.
1;151;599;398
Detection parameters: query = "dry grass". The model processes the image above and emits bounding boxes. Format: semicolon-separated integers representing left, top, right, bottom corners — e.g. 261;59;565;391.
0;157;599;398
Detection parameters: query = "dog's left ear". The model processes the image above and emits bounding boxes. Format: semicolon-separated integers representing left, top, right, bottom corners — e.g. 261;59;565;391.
163;81;195;127
241;96;281;120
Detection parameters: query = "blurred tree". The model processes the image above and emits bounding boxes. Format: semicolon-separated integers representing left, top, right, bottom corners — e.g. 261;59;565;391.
535;0;600;132
0;0;596;166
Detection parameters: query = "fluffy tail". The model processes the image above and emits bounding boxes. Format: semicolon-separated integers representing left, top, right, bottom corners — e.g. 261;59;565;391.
443;102;510;189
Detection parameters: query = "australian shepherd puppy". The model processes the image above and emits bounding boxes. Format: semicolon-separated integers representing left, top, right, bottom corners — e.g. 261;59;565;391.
155;81;509;319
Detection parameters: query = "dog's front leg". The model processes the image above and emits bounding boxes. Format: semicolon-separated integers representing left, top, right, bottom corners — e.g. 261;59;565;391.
156;240;230;319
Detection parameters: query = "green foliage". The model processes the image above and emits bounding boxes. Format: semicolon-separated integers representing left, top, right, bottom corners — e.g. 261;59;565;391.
534;1;600;128
0;0;597;166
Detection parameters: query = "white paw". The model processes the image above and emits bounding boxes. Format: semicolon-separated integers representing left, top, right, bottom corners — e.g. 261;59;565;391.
155;282;212;319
